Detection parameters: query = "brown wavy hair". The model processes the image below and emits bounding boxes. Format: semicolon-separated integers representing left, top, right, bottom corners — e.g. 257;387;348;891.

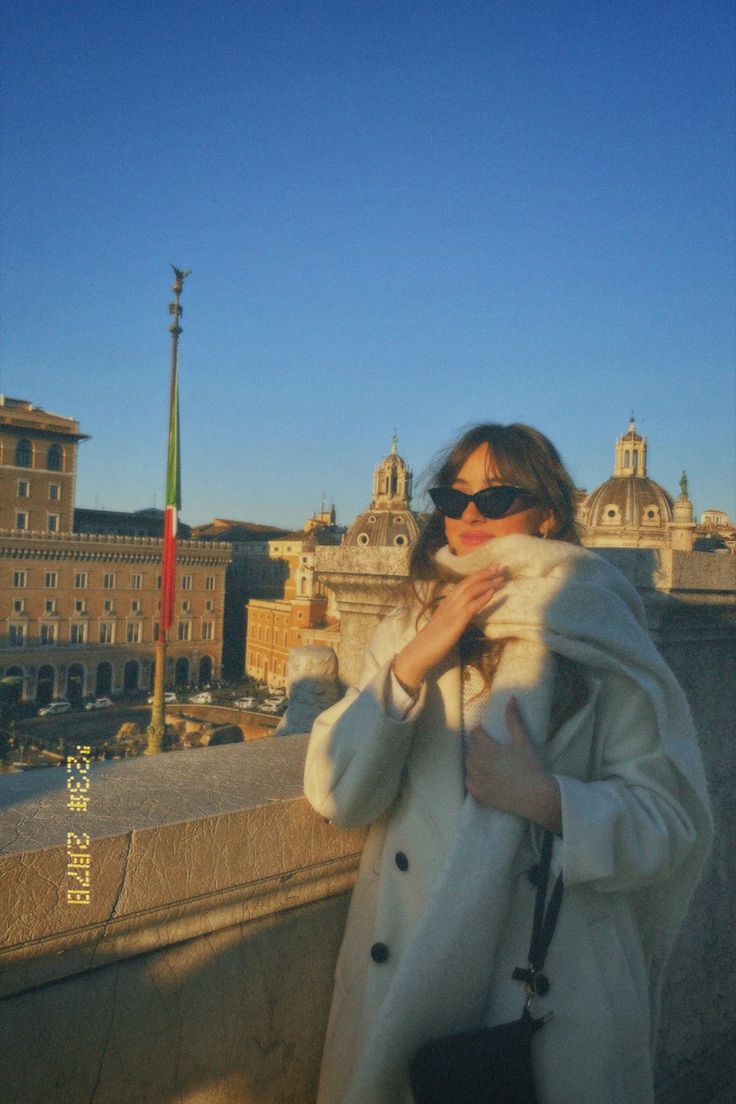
406;423;582;691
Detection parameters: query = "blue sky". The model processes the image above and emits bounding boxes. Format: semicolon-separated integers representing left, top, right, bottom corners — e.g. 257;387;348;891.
1;0;734;529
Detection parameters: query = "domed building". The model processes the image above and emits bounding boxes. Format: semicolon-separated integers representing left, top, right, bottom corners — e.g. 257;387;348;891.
344;435;421;549
580;418;682;549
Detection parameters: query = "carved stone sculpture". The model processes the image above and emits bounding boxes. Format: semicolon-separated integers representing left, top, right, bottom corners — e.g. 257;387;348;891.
276;645;340;736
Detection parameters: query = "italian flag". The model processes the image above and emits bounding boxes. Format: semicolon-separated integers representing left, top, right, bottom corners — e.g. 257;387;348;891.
160;370;181;637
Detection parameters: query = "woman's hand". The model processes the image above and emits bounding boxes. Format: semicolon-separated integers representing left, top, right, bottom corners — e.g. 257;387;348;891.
465;697;562;833
393;567;505;693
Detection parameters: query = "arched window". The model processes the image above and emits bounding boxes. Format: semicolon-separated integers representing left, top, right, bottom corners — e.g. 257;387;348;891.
198;656;213;686
47;444;63;471
15;440;32;467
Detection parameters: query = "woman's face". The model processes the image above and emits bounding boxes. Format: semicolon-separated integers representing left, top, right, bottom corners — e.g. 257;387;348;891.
444;444;553;556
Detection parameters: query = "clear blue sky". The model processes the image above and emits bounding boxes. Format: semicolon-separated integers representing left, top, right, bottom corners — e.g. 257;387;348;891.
1;0;734;529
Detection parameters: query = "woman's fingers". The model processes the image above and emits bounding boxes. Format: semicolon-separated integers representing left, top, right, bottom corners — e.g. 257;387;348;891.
393;568;506;691
444;567;505;609
453;566;503;591
432;568;505;638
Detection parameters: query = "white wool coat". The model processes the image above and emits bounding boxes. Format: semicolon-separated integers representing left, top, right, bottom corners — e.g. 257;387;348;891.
304;536;712;1104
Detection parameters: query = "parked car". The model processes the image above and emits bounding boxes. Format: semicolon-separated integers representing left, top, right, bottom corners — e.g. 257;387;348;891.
85;697;113;710
260;700;288;715
146;692;178;704
39;700;72;716
189;691;213;705
234;696;257;710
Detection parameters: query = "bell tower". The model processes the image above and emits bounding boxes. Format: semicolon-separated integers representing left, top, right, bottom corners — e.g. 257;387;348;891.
613;415;647;477
344;434;420;548
370;433;412;510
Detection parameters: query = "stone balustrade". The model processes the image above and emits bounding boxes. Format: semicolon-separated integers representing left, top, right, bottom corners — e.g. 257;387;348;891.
0;528;231;550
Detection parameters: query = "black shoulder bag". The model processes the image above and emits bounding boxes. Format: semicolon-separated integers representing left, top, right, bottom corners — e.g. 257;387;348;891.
408;829;563;1104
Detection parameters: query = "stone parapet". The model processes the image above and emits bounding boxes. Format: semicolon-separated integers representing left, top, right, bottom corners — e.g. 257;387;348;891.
0;738;365;1103
0;528;231;551
597;547;736;599
0;738;363;997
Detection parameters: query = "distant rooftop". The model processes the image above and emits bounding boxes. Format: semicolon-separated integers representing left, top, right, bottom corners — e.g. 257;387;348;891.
74;506;192;539
0;396;89;439
190;518;291;542
190;518;346;546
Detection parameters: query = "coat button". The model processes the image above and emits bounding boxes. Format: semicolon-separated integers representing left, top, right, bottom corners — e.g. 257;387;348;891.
395;851;409;871
370;942;389;963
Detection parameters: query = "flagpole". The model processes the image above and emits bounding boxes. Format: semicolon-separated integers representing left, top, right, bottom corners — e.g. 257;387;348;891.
147;266;190;754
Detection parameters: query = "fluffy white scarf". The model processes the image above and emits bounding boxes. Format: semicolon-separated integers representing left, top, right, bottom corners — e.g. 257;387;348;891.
345;534;712;1104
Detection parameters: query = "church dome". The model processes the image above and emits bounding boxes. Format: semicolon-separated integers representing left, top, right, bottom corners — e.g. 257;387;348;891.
345;508;421;549
580;418;674;547
344;435;421;548
584;476;673;531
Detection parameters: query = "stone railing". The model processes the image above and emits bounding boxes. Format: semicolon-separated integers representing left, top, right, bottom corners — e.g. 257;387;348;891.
0;737;366;1104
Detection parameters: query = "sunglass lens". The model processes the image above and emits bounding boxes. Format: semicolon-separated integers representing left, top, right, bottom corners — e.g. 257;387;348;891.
476;486;520;518
428;488;467;518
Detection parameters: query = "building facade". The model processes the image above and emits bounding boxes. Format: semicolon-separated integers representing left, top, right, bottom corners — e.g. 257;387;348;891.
245;594;338;688
0;529;230;704
0;398;231;702
695;509;736;553
0;395;89;533
244;527;342;689
190;519;295;679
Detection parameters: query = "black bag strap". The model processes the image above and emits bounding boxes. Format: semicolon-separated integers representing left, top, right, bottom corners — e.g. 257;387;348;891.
511;829;563;1006
529;830;563;970
458;667;563;1012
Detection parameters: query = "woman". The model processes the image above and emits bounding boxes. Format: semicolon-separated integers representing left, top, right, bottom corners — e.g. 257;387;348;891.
304;423;712;1104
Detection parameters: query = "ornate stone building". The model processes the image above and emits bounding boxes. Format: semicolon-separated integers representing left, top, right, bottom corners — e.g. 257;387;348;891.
343;435;421;549
0;399;230;702
695;508;736;553
579;418;686;549
0;527;230;705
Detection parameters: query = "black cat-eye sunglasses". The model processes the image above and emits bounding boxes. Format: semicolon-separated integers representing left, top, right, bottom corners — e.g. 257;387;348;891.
428;485;538;520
